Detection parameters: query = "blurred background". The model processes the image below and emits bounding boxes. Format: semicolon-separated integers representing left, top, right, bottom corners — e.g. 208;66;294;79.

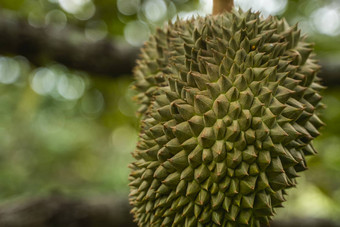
0;0;339;226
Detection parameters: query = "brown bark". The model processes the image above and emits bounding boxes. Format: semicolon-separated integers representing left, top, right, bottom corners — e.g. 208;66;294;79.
213;0;234;15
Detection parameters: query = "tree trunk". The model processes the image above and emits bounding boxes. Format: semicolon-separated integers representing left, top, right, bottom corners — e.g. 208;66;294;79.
213;0;234;15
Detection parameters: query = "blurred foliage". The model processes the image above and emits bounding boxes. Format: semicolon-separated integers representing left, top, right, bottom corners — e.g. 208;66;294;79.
0;0;339;222
275;88;340;221
0;58;139;199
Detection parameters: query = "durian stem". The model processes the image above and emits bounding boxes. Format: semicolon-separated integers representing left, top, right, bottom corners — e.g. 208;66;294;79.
213;0;234;15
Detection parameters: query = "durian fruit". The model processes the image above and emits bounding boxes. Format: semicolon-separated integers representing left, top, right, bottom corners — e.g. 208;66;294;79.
129;9;324;227
133;28;169;115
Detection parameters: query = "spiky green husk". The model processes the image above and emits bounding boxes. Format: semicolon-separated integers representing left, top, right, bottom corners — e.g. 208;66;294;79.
130;9;324;227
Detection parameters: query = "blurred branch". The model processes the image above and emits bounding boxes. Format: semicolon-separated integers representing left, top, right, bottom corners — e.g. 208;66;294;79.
319;60;340;87
0;13;339;87
0;195;136;227
270;218;340;227
0;195;339;227
0;13;138;77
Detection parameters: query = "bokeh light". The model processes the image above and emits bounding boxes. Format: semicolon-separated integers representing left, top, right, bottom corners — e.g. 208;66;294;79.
175;0;212;20
45;9;67;29
311;6;340;36
74;1;96;20
0;57;21;84
57;74;85;100
58;0;90;14
117;0;141;16
85;20;108;41
81;89;105;116
235;0;288;16
58;0;95;20
124;20;150;46
30;68;57;95
143;0;167;22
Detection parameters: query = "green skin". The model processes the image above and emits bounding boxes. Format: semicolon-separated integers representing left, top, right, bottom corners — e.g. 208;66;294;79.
130;9;324;227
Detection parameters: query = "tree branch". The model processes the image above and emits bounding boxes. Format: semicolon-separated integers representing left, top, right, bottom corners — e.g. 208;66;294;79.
0;195;338;227
0;13;339;87
0;13;138;77
0;195;136;227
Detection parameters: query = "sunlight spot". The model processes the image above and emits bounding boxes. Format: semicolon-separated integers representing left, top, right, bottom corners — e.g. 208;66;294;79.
81;89;105;116
85;20;108;41
143;0;167;22
199;0;213;15
0;57;21;84
235;0;287;17
58;0;90;14
28;12;45;28
117;0;141;16
74;1;96;20
45;10;67;29
172;0;212;21
312;7;340;36
124;21;150;46
30;68;56;95
57;74;85;100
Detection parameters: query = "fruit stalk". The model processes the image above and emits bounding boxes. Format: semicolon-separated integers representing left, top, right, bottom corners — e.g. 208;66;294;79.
213;0;234;15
